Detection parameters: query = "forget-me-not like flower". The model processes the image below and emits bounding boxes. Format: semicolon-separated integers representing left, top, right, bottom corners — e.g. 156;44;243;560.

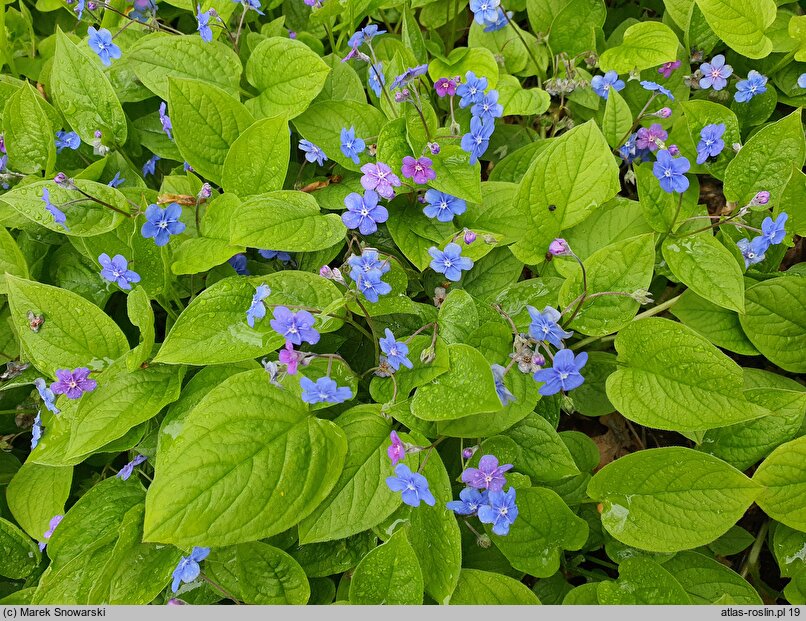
478;487;518;535
471;90;503;120
533;349;588;396
737;237;767;268
652;149;690;193
428;243;473;281
299;140;327;166
38;514;63;551
142;155;160;177
460;116;495;165
388;431;405;466
386;463;436;507
159;102;172;139
117;454;147;481
355;269;392;303
401;156;436;185
171;547;210;593
640;80;675;100
339;127;365;164
300;376;352;404
590;71;625;99
141;203;186;246
42;188;68;229
99;253;141;290
760;213;787;247
196;5;213;42
635;123;667;152
527;305;573;348
368;62;385;98
461;454;513;492
695;123;726;164
258;249;291;262
51;368;97;400
447;487;487;515
423;190;466;222
342;190;388;235
246;283;271;328
456;71;488;108
699;54;732;91
734;70;767;103
55;131;80;154
34;378;60;416
491;364;515;406
360;162;401;199
270;306;320;345
87;27;121;66
380;329;413;371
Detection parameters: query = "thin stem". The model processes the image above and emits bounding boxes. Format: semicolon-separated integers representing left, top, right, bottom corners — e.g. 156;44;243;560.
353;296;380;363
493;304;519;336
614;93;658;151
633;293;682;320
367;43;398;116
200;574;242;605
740;521;769;580
503;12;543;88
234;5;247;52
73;187;134;217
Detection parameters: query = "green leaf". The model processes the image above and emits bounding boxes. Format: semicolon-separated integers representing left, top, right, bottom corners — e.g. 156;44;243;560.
126;287;155;371
753;436;806;531
349;528;423;605
168;77;255;185
739;276;806;373
313;54;366;104
171;237;245;275
599;22;680;73
126;33;242;100
486;487;588;578
5;275;128;374
291;531;378;578
773;523;806;578
222;117;290;197
547;0;605;56
144;369;348;547
601;86;633;149
3;83;54;174
662;551;761;604
606;318;769;432
298;406;404;543
0;517;40;579
694;0;776;58
229;190;346;252
155;272;343;365
503;412;579;481
497;74;551;116
511;120;620;264
669;289;759;355
427;47;500;88
598;557;691;604
245;37;331;120
51;30;126;145
207;542;310;605
449;569;541;605
428;143;482;204
0;226;28;294
6;463;72;540
662;233;745;313
587;447;761;552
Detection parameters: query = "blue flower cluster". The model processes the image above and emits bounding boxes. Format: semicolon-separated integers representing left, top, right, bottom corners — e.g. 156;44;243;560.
448;454;518;536
458;71;500;165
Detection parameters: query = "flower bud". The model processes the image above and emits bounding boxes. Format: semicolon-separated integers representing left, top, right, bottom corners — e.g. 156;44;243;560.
288;30;296;39
463;229;477;245
53;172;76;190
449;120;460;135
560;394;575;415
655;107;672;118
751;191;770;206
87;1;96;8
476;534;492;549
462;447;476;459
420;345;437;364
667;144;680;156
632;289;654;304
433;286;447;307
548;238;571;256
417;194;426;204
732;142;742;153
427;141;440;155
197;182;212;200
532;353;545;367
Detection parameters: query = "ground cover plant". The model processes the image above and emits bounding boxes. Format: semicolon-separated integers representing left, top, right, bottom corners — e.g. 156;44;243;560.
0;0;804;606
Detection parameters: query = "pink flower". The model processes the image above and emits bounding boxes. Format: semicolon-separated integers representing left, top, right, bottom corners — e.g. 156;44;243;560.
388;431;405;466
635;123;668;152
434;78;457;97
548;238;571;256
360;162;401;199
279;341;301;375
658;60;681;79
401;156;436;185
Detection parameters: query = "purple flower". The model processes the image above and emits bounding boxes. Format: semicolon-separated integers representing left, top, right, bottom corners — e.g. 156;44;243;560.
447;487;487;515
270;306;320;346
196;6;213;42
159;102;172;139
360;162;401;199
355;269;391;303
655;107;672;119
87;27;121;66
107;172;125;188
478;487;518;535
380;328;413;371
41;188;68;230
38;514;63;551
388;430;405;466
591;71;625;99
470;90;503;120
368;62;385;98
429;243;473;281
640;80;675;100
423;190;466;222
760;213;787;246
300;376;352;404
259;249;292;262
98;253;141;290
342;190;388;235
737;237;768;268
171;547;210;593
533;349;588;396
652;149;690;193
699;55;732;91
55;131;80;153
51;367;97;400
389;64;428;90
734;70;767;103
386;463;436;507
548;238;571;256
492;364;515;406
117;454;147;481
528;306;572;348
434;78;457;97
619;132;651;164
246;283;271;328
340;126;365;165
31;413;43;450
299;140;327;166
401;156;436;185
695;123;725;164
141;202;185;246
456;71;488;108
142;155;159;177
462;454;513;492
228;253;249;275
658;60;681;79
347;249;390;282
279;341;305;375
751;191;770;206
635;123;667;152
464;229;476;244
460;115;495;165
34;378;60;415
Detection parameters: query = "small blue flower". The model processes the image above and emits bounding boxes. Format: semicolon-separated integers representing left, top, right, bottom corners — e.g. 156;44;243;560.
299;139;327;166
130;0;157;21
528;305;573;348
34;378;60;416
760;213;787;247
447;487;487;515
478;487;518;535
300;376;353;404
695;123;725;165
159;102;172;140
618;133;651;164
423;190;466;222
347;249;390;282
258;249;292;262
389;64;428;90
99;253;141;290
107;172;125;188
799;73;806;89
31;412;43;450
380;328;413;371
141;202;185;246
491;364;515;406
270;306;320;346
470;89;503;120
456;71;488;109
75;0;86;19
348;24;385;48
342;190;388;235
590;71;625;99
368;62;385;98
356;269;392;303
235;0;263;14
469;0;500;26
142;155;160;177
386;463;436;507
196;4;214;42
428;243;473;282
339;126;365;165
460;115;495;165
41;188;68;230
55;131;80;154
737;237;768;268
640;80;675;100
533;349;588;396
117;454;147;481
246;283;271;328
228;253;249;275
87;27;121;66
652;149;690;193
171;547;210;593
699;55;732;91
483;8;510;32
734;70;767;103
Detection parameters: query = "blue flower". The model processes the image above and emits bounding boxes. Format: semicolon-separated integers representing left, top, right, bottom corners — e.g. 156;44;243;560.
491;364;515;406
423;189;466;222
528;305;573;348
270;306;320;345
117;454;147;481
368;62;385;97
347;249;390;282
355;269;392;303
339;126;365;165
695;123;725;165
99;253;141;290
760;213;787;247
380;328;413;371
386;463;436;507
460;115;495;165
590;70;625;99
533;349;588;396
478;487;518;536
300;376;353;404
342;190;388;235
107;172;125;188
142;155;160;177
483;8;510;32
228;253;249;275
130;0;157;21
299;139;327;166
799;73;806;89
652;149;690;193
737;237;768;268
31;412;43;450
618;133;651;164
159;102;172;140
34;378;60;416
428;243;473;281
640;80;675;100
699;54;732;91
41;188;68;230
75;0;86;19
87;27;121;66
470;89;503;120
236;0;263;14
246;283;271;328
390;64;429;90
171;547;210;593
55;131;80;154
456;71;488;108
196;4;213;42
734;70;767;103
258;249;292;262
141;202;185;246
469;0;500;26
447;487;488;515
348;24;386;48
